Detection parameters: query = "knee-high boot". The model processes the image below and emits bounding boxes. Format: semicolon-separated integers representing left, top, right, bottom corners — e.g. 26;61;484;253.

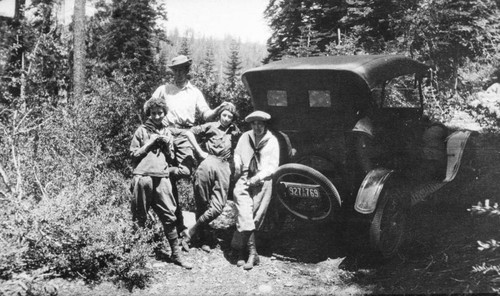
165;224;193;269
243;231;260;270
236;231;250;267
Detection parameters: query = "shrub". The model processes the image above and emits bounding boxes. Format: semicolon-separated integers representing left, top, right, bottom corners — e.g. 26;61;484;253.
0;170;157;293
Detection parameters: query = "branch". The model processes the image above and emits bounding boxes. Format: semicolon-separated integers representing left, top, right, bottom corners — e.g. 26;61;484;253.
10;138;22;200
14;109;33;134
17;115;53;135
0;190;10;199
33;165;48;200
0;107;12;117
0;163;13;193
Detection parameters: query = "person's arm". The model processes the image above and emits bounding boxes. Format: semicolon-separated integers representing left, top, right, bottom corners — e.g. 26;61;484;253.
130;128;158;159
185;130;208;159
201;101;234;122
233;137;244;180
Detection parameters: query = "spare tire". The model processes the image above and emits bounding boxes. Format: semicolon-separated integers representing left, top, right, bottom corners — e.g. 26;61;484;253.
273;163;341;221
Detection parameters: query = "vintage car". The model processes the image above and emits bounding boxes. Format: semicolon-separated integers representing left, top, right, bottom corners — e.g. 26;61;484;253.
241;55;472;258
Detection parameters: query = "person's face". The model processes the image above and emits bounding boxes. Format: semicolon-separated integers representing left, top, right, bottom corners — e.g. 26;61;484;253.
150;107;166;126
251;120;266;136
171;66;189;85
220;110;234;127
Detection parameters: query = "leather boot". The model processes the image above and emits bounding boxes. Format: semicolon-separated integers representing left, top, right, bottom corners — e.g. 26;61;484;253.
236;248;246;267
165;224;193;270
236;231;250;267
201;226;216;253
243;231;260;270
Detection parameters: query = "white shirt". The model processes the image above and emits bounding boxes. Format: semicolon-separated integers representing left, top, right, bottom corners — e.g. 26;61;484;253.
234;130;280;181
151;81;210;128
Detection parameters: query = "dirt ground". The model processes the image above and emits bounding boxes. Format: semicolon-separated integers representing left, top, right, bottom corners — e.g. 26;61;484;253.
53;133;500;295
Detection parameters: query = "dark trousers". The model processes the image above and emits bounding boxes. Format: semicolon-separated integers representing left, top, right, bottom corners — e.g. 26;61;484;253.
194;156;231;224
131;175;177;237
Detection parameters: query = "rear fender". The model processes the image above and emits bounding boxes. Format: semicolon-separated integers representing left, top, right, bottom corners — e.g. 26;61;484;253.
354;168;394;214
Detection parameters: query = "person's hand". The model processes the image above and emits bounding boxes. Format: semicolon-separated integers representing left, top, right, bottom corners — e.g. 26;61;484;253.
219;101;234;110
156;134;171;145
146;134;159;147
245;176;261;186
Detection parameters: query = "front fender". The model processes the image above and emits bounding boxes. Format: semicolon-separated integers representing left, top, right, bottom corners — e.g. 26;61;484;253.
444;130;471;182
354;168;394;214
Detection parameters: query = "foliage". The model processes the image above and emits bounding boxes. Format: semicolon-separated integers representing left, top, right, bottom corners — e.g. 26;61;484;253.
0;0;71;108
164;30;267;84
264;0;500;129
85;0;170;171
86;0;168;100
178;37;191;56
224;39;243;90
264;0;344;62
0;1;170;293
469;199;500;289
0;171;156;294
190;41;253;128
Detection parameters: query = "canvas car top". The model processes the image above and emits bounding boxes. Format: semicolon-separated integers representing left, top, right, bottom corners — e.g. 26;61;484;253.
242;55;430;90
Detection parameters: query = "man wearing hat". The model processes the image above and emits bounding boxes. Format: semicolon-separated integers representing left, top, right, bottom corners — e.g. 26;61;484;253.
149;55;232;241
232;110;280;270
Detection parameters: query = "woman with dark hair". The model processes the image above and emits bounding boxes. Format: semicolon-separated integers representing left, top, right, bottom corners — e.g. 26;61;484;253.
182;103;241;254
129;97;193;269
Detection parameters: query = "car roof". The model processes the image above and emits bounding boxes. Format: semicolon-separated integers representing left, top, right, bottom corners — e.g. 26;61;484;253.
242;55;430;90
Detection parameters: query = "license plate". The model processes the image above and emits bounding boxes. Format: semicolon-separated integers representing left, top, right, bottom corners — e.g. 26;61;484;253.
281;182;321;198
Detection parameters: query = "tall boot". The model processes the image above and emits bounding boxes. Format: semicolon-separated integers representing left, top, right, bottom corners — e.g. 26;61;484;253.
236;231;250;267
243;231;260;270
200;225;212;253
165;224;193;270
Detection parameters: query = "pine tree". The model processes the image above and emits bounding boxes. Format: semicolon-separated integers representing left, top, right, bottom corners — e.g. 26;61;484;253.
199;43;216;81
224;39;243;90
192;42;222;107
264;0;345;62
179;36;191;56
86;0;167;97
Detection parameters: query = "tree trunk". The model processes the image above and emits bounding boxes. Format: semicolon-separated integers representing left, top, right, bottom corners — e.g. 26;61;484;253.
73;0;86;103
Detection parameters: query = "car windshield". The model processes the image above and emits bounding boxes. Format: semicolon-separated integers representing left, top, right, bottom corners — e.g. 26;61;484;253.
373;74;421;108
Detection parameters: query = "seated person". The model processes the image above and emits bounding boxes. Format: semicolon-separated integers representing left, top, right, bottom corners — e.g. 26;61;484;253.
182;103;241;253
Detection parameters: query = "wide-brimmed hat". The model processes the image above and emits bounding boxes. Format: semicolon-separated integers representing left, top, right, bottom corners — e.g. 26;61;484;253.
168;55;192;68
245;110;271;123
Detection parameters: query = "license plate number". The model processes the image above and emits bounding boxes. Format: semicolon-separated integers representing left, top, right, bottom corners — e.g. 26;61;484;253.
285;183;320;198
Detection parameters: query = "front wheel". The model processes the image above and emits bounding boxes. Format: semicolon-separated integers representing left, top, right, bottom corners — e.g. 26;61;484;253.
369;188;408;258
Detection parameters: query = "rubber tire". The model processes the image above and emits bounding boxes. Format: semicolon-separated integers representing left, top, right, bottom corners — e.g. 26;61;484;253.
369;188;408;258
273;163;341;221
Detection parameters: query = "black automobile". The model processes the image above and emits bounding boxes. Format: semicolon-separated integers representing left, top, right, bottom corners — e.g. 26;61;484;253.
242;55;473;257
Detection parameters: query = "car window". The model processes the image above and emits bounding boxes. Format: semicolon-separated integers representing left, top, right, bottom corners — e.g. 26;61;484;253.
267;90;288;106
381;74;420;108
309;90;331;107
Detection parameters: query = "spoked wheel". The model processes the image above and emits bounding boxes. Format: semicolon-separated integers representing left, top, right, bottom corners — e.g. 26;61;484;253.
273;163;341;222
369;188;409;258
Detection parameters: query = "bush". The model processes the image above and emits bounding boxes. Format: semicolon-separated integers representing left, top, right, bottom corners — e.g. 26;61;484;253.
0;170;157;293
